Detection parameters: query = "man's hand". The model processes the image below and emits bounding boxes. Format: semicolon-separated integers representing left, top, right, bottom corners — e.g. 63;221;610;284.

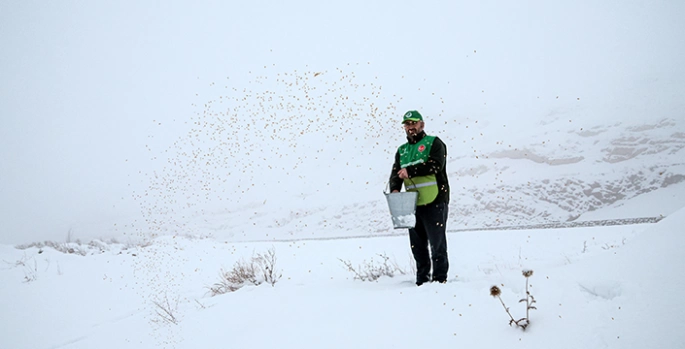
397;168;409;179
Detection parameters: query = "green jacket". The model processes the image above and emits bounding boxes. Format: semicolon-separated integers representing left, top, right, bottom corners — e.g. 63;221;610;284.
389;131;450;205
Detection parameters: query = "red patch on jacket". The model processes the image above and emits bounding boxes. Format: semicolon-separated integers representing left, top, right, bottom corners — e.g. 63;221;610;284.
418;145;426;152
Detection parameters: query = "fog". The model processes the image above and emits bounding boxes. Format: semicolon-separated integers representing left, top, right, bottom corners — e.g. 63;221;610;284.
1;0;684;244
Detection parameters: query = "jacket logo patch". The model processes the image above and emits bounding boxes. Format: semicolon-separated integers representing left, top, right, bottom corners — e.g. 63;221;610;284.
418;145;426;152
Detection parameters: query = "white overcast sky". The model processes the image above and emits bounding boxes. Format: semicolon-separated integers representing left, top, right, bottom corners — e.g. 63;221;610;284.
1;0;684;244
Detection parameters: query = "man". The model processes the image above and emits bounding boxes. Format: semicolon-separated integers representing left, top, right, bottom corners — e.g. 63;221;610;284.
389;110;450;286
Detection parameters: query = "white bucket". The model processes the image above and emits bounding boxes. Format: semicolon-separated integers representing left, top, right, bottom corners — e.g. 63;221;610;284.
384;191;418;229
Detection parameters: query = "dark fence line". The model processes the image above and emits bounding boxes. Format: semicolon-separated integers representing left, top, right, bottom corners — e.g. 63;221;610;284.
245;216;664;243
447;216;664;233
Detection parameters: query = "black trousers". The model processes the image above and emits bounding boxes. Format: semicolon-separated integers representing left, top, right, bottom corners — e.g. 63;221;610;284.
409;201;449;284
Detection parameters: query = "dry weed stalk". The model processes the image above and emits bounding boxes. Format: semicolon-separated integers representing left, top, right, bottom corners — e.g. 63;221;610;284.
256;247;282;286
152;292;179;325
490;269;537;331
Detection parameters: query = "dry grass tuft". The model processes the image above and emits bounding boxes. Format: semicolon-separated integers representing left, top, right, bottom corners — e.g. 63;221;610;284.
339;253;406;282
208;247;282;296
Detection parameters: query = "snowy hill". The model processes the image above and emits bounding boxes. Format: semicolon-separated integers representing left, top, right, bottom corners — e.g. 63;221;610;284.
1;196;684;348
129;80;685;242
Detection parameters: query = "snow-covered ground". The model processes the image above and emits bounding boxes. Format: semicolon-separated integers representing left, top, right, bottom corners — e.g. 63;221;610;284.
2;1;685;348
1;195;684;348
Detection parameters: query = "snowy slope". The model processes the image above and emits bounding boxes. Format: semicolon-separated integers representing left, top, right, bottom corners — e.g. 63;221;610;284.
1;204;683;348
128;77;685;243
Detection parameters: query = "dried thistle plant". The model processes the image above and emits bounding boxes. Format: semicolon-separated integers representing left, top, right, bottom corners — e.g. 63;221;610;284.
490;269;537;331
490;285;519;328
520;269;537;324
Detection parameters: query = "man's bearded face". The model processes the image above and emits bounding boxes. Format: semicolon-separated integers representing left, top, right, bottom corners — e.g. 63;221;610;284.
403;120;424;137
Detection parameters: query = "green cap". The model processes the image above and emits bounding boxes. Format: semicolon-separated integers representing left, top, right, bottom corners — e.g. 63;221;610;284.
402;110;423;123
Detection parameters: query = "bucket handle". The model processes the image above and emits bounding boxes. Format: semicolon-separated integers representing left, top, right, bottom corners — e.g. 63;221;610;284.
384;178;417;194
